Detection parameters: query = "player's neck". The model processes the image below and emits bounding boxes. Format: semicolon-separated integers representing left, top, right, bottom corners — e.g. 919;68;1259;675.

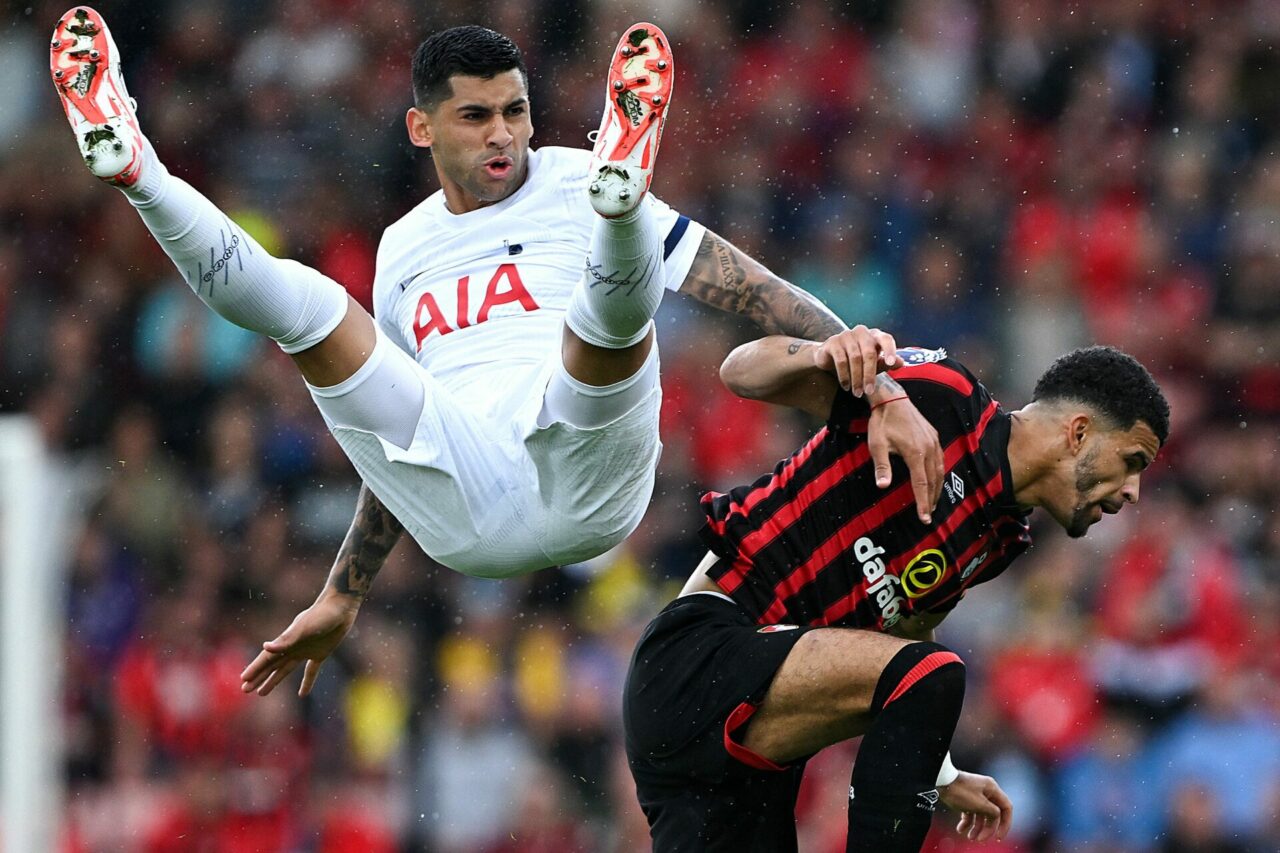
441;183;490;214
1004;404;1062;510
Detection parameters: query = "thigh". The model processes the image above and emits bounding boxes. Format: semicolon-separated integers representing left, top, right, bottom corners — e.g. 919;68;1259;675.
307;324;427;451
325;426;543;578
624;595;812;851
311;337;549;577
525;365;663;565
624;595;811;784
741;628;913;765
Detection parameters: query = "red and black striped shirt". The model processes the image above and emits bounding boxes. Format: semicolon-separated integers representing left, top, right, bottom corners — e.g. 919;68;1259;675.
700;351;1032;631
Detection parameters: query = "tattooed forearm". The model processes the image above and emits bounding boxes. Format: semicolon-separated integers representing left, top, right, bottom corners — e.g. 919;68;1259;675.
326;484;405;599
684;234;753;313
682;232;845;339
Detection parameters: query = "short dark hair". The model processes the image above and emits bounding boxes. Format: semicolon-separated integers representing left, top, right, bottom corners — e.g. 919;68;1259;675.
411;26;527;110
1033;346;1170;445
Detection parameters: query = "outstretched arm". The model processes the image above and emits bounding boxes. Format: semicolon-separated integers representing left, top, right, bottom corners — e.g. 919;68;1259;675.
680;231;944;518
240;484;404;697
680;230;846;340
682;230;904;401
325;484;405;599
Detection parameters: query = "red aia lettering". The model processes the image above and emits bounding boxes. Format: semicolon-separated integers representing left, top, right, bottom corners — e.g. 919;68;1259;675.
413;292;452;348
456;274;471;330
477;263;538;322
413;264;539;349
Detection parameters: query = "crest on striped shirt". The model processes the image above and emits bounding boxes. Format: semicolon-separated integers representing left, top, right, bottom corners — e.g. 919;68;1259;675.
895;347;947;366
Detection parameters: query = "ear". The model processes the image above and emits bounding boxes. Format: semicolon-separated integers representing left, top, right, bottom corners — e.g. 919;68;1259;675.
1066;413;1091;455
406;107;432;149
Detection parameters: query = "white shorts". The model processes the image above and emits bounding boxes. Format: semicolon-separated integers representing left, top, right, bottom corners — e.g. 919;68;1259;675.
309;333;662;578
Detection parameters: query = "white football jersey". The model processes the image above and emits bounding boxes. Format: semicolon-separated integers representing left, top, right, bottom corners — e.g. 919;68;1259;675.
373;146;705;424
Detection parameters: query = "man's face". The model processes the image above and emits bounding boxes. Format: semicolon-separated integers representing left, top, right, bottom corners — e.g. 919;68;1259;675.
1049;420;1160;538
409;70;532;212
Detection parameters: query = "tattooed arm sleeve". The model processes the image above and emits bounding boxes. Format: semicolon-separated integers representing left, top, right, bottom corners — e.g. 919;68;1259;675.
679;230;846;339
324;484;405;600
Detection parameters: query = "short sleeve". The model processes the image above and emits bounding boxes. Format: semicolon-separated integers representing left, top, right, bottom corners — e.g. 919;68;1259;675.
372;231;419;357
646;194;706;292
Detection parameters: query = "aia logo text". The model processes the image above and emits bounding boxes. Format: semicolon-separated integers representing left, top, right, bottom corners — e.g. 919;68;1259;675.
412;263;539;348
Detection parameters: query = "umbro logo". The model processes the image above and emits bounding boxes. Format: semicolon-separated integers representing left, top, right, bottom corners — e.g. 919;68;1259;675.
942;471;966;504
916;789;940;812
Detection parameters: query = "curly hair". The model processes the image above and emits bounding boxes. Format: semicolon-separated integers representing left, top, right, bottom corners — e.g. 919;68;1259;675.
412;26;527;110
1032;346;1170;445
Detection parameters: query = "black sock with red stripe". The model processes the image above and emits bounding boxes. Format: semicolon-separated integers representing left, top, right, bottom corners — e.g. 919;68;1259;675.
846;642;966;853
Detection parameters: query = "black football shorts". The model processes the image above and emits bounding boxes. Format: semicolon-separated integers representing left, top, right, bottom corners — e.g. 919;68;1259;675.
623;592;816;852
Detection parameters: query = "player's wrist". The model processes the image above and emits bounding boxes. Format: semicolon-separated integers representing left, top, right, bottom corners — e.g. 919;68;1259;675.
319;584;365;610
870;394;909;410
867;374;905;407
793;340;821;368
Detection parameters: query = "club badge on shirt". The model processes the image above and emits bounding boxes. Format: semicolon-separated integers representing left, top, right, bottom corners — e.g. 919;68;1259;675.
895;347;948;366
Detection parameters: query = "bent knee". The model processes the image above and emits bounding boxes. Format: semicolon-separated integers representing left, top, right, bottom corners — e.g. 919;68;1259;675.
871;640;966;716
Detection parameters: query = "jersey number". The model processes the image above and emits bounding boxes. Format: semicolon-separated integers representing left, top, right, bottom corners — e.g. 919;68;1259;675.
413;263;539;349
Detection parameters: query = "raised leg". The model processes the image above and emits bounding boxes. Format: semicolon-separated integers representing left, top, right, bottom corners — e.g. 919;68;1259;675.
559;23;675;397
50;5;376;390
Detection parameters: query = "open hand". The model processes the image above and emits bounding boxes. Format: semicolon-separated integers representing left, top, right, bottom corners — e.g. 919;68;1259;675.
240;591;360;698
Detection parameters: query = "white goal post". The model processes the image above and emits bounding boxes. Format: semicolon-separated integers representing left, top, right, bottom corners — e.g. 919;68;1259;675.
0;416;63;853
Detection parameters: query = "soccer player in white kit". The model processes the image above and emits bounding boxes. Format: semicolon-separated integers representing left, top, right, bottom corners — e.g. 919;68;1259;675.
52;8;944;696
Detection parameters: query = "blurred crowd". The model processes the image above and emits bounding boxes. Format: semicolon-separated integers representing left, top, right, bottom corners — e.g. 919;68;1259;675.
2;0;1279;850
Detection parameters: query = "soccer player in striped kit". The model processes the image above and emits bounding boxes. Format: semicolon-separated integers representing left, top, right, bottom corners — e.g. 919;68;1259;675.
624;338;1169;852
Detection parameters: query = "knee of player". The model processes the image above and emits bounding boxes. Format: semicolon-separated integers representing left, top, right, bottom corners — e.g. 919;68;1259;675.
871;640;966;716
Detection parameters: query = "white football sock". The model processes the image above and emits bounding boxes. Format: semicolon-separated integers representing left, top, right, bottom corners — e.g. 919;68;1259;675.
121;142;348;354
564;201;666;351
538;341;660;429
308;329;425;451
